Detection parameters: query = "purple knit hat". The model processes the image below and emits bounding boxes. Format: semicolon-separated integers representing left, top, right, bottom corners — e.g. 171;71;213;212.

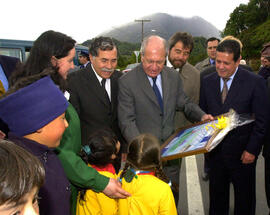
0;76;68;136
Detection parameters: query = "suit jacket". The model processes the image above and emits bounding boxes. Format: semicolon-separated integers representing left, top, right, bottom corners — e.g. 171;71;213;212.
174;62;200;129
195;57;211;72
200;67;269;159
200;64;253;87
0;55;20;135
263;76;270;157
68;66;126;151
118;63;205;144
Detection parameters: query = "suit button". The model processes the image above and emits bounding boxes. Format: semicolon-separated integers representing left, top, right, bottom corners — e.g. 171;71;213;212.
108;112;112;116
160;114;163;117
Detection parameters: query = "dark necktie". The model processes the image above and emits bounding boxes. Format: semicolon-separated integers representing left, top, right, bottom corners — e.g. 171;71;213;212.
80;65;84;69
101;78;111;106
152;77;163;113
221;78;229;104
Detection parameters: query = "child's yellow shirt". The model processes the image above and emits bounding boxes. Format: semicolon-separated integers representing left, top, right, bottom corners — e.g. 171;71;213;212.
76;164;117;215
118;170;177;215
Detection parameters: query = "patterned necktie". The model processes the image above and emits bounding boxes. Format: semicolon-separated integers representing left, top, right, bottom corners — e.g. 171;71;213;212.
101;78;111;106
221;78;229;104
152;77;163;113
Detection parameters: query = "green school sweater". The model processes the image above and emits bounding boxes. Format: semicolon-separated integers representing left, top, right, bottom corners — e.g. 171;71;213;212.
56;103;109;215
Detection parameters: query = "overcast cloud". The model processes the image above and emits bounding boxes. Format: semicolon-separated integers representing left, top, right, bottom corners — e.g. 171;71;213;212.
1;0;249;43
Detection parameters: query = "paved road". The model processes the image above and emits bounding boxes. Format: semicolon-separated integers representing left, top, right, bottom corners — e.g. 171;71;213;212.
177;154;269;215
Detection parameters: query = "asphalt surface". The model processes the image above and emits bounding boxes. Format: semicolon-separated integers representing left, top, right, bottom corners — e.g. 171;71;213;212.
177;154;269;215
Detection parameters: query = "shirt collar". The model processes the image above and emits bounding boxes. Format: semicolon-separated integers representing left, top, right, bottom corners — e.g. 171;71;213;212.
221;66;238;81
91;64;103;84
91;163;116;174
209;58;215;65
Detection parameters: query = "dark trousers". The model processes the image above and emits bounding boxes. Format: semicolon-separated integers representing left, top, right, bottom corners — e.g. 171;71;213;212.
209;157;256;215
204;152;210;174
163;158;182;207
265;156;270;210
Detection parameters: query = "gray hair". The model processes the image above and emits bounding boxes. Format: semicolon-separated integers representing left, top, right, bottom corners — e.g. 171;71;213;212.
140;35;168;56
89;36;117;57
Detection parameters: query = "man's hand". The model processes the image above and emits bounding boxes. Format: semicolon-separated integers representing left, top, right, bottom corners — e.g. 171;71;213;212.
241;150;255;164
201;114;214;121
102;178;131;199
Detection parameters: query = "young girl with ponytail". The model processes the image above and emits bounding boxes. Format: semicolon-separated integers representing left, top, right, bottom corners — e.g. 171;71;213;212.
76;129;120;215
118;133;177;215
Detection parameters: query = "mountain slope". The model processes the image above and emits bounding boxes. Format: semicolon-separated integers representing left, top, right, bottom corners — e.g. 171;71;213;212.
100;13;220;43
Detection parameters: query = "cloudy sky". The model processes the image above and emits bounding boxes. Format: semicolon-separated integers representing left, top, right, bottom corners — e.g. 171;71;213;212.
1;0;249;43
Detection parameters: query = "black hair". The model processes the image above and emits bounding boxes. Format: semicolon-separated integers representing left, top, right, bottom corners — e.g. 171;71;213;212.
216;39;241;62
168;32;194;53
0;139;45;206
120;133;168;183
9;30;76;91
78;128;119;201
206;37;220;45
89;37;117;57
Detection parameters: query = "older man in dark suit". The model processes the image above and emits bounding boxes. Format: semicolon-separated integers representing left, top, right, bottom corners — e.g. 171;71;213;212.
200;40;269;215
0;55;20;138
68;37;126;170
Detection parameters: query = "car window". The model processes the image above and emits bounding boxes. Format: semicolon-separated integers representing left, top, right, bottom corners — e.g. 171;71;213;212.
0;47;22;61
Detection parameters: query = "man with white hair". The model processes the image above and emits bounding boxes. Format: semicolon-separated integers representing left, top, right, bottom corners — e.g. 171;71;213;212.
118;35;213;206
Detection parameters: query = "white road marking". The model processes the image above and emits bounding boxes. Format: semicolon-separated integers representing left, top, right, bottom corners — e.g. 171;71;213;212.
185;155;204;215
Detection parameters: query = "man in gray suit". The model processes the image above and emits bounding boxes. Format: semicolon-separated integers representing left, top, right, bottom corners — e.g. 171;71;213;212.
118;35;213;205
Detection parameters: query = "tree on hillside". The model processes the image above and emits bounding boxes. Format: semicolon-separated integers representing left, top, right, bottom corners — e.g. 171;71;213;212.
223;4;248;36
223;0;269;36
245;0;269;28
222;0;270;70
189;37;207;66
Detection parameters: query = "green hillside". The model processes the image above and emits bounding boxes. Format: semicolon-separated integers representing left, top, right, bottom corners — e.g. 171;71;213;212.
222;0;270;70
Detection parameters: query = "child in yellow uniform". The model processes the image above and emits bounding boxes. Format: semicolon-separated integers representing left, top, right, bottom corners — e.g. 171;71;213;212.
118;134;177;215
76;129;120;215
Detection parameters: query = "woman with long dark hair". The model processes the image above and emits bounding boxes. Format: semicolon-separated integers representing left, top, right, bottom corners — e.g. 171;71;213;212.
9;30;129;215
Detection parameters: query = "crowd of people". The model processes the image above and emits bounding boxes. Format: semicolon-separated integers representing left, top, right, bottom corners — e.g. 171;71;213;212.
0;30;270;215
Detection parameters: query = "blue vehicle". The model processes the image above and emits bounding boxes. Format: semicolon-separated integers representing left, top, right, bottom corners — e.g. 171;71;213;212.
0;39;88;66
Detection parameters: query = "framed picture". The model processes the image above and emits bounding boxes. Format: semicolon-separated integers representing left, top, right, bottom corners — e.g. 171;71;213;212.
161;119;220;161
161;109;254;161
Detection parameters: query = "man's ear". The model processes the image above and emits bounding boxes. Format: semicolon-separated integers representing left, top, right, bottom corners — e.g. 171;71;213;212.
236;56;241;66
51;56;58;67
89;55;94;63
